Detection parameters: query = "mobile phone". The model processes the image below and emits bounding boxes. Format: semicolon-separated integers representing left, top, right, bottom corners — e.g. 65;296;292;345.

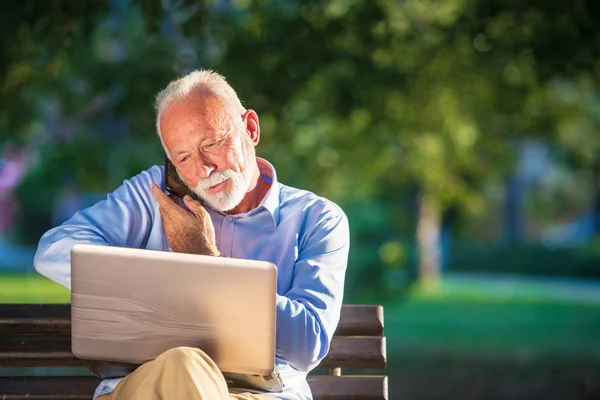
164;156;198;200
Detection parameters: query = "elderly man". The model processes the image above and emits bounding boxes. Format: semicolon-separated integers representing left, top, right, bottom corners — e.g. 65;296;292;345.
34;70;349;400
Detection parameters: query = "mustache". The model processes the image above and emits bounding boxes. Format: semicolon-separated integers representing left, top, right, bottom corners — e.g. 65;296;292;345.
193;169;236;191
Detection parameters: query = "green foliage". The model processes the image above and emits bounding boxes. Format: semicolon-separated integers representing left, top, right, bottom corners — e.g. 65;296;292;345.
2;0;600;293
0;1;108;142
342;200;418;302
450;242;600;279
212;0;513;213
215;0;600;209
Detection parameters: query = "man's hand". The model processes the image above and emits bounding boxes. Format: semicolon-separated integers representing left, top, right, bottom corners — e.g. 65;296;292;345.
151;184;220;256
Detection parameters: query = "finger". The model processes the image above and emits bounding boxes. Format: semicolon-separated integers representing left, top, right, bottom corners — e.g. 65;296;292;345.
151;184;180;216
167;193;191;216
183;195;208;217
150;184;169;205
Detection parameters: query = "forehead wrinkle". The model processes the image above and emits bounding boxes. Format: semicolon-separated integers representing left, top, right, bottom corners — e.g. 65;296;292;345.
201;101;233;133
188;90;241;132
162;115;203;158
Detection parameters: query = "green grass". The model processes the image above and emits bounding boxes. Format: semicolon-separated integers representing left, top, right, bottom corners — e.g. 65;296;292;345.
382;277;600;400
383;274;600;358
385;299;600;357
0;273;70;303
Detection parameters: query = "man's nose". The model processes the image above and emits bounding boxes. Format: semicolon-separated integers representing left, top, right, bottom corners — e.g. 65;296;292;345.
195;156;216;180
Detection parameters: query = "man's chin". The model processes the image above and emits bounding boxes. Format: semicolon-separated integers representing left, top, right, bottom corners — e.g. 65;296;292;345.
196;192;241;213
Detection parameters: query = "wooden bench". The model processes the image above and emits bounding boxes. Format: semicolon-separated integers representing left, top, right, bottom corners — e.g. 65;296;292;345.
0;304;387;400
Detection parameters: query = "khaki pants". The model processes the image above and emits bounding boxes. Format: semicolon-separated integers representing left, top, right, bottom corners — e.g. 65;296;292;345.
98;347;272;400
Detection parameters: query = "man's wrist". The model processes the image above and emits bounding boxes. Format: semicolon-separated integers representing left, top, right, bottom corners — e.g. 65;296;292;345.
207;246;222;257
191;245;222;257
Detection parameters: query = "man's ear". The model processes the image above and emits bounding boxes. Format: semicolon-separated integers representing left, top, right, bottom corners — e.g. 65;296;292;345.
242;110;260;145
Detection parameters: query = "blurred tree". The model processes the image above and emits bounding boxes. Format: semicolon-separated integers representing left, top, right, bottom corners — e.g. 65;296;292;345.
3;0;600;290
209;0;514;286
1;1;107;142
3;0;211;242
208;0;600;285
472;0;600;240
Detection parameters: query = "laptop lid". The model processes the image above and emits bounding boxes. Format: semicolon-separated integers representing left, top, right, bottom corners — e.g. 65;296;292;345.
70;243;277;377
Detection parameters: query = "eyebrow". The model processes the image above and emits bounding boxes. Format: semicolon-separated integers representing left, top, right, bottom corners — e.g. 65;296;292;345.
220;129;233;139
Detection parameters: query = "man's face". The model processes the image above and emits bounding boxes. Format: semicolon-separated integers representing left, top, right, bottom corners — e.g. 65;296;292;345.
159;94;256;212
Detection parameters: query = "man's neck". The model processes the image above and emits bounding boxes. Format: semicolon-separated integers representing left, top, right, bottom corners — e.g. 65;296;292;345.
224;163;271;215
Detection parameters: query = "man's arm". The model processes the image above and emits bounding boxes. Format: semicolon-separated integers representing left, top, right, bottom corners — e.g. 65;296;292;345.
34;167;161;289
275;203;350;372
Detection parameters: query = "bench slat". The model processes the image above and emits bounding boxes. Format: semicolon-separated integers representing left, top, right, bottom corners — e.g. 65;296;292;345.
0;304;70;335
0;375;388;400
0;335;82;367
336;305;384;337
0;335;386;369
0;376;98;399
308;375;388;400
0;304;384;337
320;337;386;369
0;304;71;319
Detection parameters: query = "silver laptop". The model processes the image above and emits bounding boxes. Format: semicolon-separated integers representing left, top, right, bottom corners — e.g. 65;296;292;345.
70;243;284;392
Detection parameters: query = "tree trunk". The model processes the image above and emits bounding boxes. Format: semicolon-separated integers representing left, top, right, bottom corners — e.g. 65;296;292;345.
593;152;600;234
504;175;523;243
417;193;442;286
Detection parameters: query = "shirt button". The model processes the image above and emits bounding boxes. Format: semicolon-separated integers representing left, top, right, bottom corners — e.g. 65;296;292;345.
226;216;234;222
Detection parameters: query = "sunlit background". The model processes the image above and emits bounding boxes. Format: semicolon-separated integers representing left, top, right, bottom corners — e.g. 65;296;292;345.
1;1;600;399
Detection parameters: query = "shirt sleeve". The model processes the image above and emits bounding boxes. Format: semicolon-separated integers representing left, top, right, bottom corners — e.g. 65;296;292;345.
33;166;162;289
275;202;350;372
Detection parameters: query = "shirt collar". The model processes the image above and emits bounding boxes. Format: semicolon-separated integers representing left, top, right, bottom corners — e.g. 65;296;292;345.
253;157;280;227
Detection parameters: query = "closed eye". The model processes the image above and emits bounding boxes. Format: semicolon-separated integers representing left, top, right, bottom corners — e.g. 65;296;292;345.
205;139;224;151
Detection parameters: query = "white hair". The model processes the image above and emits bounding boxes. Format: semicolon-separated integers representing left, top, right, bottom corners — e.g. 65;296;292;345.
154;69;247;159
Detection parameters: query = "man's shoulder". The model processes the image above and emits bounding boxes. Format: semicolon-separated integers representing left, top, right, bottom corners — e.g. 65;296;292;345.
106;166;164;206
278;183;346;222
123;165;164;188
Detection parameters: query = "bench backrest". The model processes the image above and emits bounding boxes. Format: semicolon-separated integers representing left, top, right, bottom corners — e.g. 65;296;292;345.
0;304;387;400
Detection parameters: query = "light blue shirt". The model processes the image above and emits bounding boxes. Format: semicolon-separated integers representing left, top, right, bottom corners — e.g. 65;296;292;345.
34;158;350;400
